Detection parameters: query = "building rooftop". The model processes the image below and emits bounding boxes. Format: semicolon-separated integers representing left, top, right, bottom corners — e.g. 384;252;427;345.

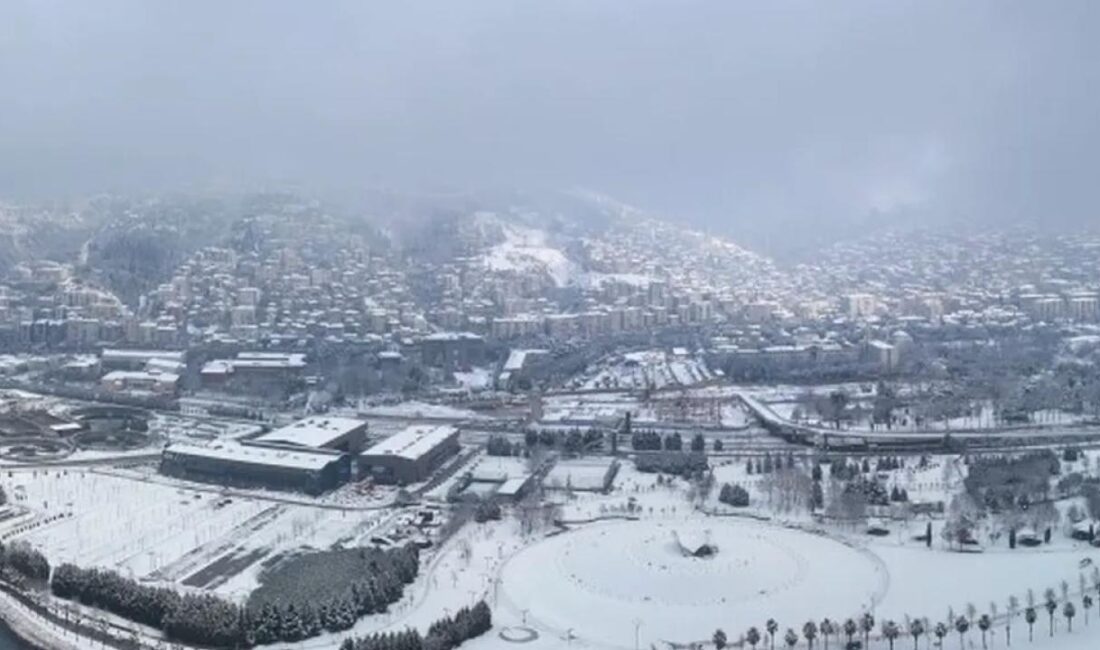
254;416;366;449
102;370;179;383
164;441;340;471
102;348;185;362
422;331;483;342
361;424;458;461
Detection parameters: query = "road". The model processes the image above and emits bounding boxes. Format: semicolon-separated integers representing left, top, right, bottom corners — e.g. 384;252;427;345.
736;390;1100;451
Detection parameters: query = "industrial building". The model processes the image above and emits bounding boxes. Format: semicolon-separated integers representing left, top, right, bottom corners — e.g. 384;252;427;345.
160;441;349;495
101;348;186;370
358;424;460;485
157;415;365;494
252;416;367;454
199;352;307;398
419;332;485;370
100;369;180;394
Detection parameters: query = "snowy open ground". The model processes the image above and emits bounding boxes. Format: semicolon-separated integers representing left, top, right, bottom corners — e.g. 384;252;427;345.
541;391;751;428
0;467;393;599
484;511;1100;650
3;397;1100;650
543;458;615;491
498;517;882;647
570;350;716;391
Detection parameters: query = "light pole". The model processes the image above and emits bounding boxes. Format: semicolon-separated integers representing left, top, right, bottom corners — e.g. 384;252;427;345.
634;618;643;650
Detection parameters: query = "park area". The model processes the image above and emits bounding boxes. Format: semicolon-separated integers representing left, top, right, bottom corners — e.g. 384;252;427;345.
481;509;1100;649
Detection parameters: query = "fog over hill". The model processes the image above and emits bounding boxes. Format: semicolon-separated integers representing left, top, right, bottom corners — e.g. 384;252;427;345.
3;1;1100;256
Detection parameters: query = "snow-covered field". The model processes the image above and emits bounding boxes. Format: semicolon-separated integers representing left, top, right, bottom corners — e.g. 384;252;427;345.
543;458;615;491
541;391;752;428
0;468;391;598
480;221;580;288
357;400;491;421
452;367;495;392
572;350;716;391
497;517;883;648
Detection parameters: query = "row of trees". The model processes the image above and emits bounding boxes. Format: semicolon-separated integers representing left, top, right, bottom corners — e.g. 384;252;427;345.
723;613;879;650
52;563;253;647
746;452;798;476
631;430;678;451
716;572;1100;650
3;542;50;584
634;451;708;477
47;543;422;647
518;428;603;455
340;601;492;650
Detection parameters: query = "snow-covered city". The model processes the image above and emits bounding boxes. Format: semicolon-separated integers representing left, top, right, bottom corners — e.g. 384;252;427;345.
4;2;1100;650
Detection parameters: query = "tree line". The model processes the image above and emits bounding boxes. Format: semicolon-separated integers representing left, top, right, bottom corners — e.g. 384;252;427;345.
714;571;1100;650
46;543;421;647
340;600;492;650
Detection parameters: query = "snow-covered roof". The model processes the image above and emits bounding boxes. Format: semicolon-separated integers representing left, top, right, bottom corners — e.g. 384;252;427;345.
229;357;306;369
164;441;340;471
101;370;179;384
102;348;184;363
361;424;458;461
236;351;307;362
497;476;530;496
201;359;233;375
146;358;186;373
254;416;366;448
504;349;547;371
422;332;483;342
201;352;306;373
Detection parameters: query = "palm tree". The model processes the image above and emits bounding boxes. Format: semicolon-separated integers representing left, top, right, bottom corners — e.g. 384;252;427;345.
785;628;799;650
768;619;780;650
861;613;876;648
934;622;948;648
843;618;858;646
1024;607;1037;642
882;620;900;650
977;614;991;649
956;616;970;650
1044;589;1058;637
821;619;836;650
803;621;818;650
1084;594;1094;626
1007;596;1020;647
714;629;728;650
908;618;925;650
1063;602;1076;633
748;627;762;650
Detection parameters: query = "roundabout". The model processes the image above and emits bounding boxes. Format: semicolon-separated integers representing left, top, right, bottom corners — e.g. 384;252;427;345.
498;626;539;643
497;517;886;649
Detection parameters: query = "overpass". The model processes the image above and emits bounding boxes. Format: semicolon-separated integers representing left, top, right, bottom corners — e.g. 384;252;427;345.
735;391;1100;452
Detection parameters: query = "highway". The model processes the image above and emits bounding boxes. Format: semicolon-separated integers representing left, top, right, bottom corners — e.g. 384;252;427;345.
735;390;1100;451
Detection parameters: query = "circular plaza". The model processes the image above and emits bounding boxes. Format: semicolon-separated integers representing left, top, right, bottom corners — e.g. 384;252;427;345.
497;517;885;648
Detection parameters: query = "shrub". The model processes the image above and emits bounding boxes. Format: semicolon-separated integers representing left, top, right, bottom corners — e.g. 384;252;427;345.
719;483;750;507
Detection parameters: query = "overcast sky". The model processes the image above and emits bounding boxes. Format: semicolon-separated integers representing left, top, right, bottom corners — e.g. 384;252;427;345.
2;1;1098;249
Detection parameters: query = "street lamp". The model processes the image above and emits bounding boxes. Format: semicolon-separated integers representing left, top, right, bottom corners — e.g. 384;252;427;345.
633;618;643;650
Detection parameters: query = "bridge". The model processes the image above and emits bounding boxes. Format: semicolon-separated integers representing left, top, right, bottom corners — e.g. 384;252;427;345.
735;391;1100;452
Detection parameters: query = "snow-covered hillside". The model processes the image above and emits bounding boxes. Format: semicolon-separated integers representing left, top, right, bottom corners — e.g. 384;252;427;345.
477;216;581;287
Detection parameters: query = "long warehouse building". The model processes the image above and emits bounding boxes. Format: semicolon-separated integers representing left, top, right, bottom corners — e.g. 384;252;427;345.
161;441;349;495
358;424;460;485
158;415;366;495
